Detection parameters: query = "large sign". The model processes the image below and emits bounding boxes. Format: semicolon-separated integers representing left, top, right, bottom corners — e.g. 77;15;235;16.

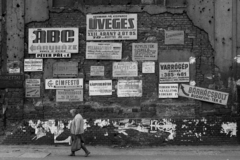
90;66;104;76
89;80;112;96
117;80;142;97
0;75;24;88
159;62;189;83
25;79;41;97
86;42;122;60
24;59;43;72
178;84;229;105
142;62;155;73
86;14;137;40
56;89;83;102
28;28;79;54
165;30;184;44
132;43;158;61
53;62;78;78
45;78;83;89
113;62;138;77
159;84;178;98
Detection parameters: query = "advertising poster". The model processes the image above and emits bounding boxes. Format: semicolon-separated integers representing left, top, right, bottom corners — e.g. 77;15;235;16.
86;42;122;60
36;53;71;58
28;28;79;54
90;66;104;76
132;43;158;61
25;79;41;97
178;84;229;105
7;60;21;73
159;62;189;83
86;14;137;40
159;84;178;98
117;80;142;97
142;62;155;73
113;62;138;77
24;59;43;72
165;30;184;44
89;80;112;96
56;89;83;102
0;75;24;88
53;62;78;78
45;78;83;89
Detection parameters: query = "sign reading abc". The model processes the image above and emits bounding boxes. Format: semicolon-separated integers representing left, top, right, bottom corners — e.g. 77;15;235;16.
45;78;83;89
28;28;79;54
87;14;137;40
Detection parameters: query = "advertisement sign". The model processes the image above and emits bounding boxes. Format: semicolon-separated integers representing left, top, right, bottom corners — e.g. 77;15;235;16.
117;80;142;97
25;79;41;87
45;78;83;89
113;62;138;77
36;53;71;58
132;43;158;61
56;89;83;102
90;66;104;76
24;59;43;72
165;30;184;44
178;84;229;105
53;62;78;78
28;28;79;54
159;84;178;98
159;62;189;83
86;42;122;60
25;79;41;98
7;60;21;73
0;75;24;88
142;62;155;73
89;80;112;96
86;14;137;40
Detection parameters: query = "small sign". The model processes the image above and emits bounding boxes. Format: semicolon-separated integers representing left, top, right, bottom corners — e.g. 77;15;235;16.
25;79;41;97
178;84;229;105
24;59;43;72
113;62;138;77
45;78;83;89
0;75;24;88
142;62;155;73
7;60;21;73
86;42;122;60
89;80;112;96
56;89;83;102
117;80;142;97
53;62;78;78
25;79;41;87
132;43;158;61
36;53;71;58
159;62;189;83
90;66;104;76
159;84;178;98
165;30;184;44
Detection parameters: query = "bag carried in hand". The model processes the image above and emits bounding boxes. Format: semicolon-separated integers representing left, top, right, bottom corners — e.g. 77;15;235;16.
71;135;81;152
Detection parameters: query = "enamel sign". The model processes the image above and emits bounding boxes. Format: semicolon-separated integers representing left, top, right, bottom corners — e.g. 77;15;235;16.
132;43;158;61
159;84;178;98
117;80;142;97
113;62;138;77
89;80;112;96
45;78;83;89
24;59;43;72
56;89;83;102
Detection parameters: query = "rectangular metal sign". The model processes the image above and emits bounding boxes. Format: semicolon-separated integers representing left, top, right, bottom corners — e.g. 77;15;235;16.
25;79;41;97
24;59;43;72
0;75;24;88
113;62;138;77
90;66;104;76
45;78;83;89
56;89;83;102
35;53;71;58
165;30;184;44
142;62;155;73
159;62;189;83
28;28;79;54
86;14;137;40
53;62;78;78
86;42;122;60
178;84;229;105
89;80;112;96
132;43;158;61
117;80;142;97
25;79;41;87
159;84;178;98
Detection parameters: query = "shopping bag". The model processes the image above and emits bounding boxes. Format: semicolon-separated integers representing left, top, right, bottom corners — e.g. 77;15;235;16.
71;136;81;152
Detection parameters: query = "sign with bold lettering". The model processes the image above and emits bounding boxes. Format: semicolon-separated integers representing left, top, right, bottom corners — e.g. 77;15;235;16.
113;62;138;77
165;30;184;44
178;84;229;105
86;42;122;60
56;89;83;102
35;53;71;58
45;78;83;89
117;80;142;97
159;62;189;83
89;80;112;96
90;66;104;76
28;28;79;54
87;14;137;40
24;59;43;72
0;75;24;88
53;62;78;78
142;62;155;73
132;43;158;61
159;84;178;98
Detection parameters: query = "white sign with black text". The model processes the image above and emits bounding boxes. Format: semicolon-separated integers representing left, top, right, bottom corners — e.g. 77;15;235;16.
45;78;83;89
89;80;112;96
159;84;178;98
24;59;43;72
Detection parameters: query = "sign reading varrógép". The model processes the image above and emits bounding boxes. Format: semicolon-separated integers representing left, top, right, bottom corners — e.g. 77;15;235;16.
45;78;83;89
87;14;137;40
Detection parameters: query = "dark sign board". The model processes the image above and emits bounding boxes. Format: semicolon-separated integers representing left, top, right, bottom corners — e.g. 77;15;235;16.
0;75;24;88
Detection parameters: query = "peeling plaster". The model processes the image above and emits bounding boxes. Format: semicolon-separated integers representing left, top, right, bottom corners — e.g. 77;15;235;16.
221;122;237;137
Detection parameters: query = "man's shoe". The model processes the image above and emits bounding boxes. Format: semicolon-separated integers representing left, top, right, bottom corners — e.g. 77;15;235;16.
68;153;75;156
85;151;90;157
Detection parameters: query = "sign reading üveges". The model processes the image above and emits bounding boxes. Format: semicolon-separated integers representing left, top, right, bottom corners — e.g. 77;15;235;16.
45;78;83;89
28;28;79;54
87;14;137;40
178;84;229;105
